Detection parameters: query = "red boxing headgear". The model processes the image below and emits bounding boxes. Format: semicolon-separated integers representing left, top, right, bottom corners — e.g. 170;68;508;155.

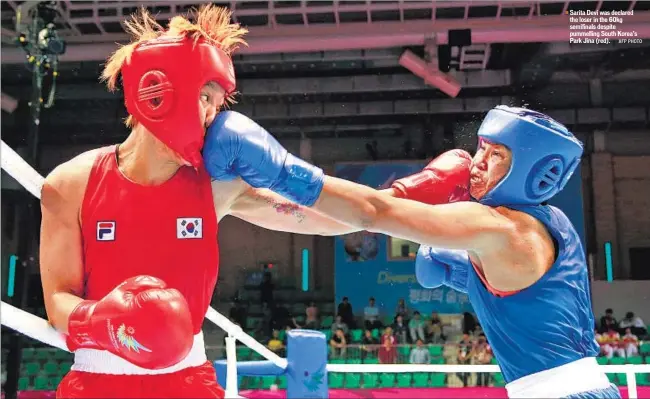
121;36;236;168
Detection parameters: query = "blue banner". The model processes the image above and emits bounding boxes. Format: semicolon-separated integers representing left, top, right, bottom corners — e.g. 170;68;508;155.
334;161;585;317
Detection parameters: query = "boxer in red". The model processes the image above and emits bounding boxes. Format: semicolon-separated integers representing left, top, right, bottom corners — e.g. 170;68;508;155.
39;5;471;398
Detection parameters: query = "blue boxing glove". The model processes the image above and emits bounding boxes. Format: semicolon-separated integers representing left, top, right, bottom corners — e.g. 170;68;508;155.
203;111;324;206
415;245;471;293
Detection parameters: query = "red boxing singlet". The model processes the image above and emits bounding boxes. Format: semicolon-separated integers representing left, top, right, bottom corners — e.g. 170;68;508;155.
80;146;219;333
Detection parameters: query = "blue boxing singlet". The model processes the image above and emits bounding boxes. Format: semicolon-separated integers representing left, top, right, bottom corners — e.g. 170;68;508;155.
465;205;612;397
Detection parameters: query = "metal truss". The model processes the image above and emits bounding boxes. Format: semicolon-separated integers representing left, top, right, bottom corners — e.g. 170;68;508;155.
3;1;650;63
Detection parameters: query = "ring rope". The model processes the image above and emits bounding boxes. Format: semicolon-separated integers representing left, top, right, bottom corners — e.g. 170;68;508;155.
326;362;650;373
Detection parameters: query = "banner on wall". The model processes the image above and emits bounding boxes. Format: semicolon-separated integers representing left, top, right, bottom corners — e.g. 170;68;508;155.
334;161;585;316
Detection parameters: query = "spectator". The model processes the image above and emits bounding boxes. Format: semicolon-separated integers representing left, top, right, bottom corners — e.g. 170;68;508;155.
364;297;382;331
283;325;293;346
361;329;379;360
457;333;473;387
305;301;319;329
337;297;355;328
462;312;477;335
331;315;349;337
395;298;409;322
472;334;493;387
622;328;640;358
595;328;607;357
427;312;445;343
601;327;625;359
619;312;647;337
228;299;248;328
260;272;274;309
378;327;397;364
392;315;408;344
409;339;431;364
267;330;285;356
599;308;617;334
409;311;426;343
330;328;347;358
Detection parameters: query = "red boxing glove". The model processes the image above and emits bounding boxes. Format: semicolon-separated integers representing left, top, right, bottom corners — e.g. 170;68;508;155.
67;275;194;370
391;149;472;205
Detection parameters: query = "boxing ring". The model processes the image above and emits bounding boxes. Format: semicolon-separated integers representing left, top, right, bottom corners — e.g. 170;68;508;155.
2;138;650;399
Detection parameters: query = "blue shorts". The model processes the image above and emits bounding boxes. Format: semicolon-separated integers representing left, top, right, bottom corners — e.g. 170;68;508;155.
564;384;621;399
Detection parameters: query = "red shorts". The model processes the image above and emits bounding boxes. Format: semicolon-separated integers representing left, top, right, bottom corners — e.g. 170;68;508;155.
55;361;224;398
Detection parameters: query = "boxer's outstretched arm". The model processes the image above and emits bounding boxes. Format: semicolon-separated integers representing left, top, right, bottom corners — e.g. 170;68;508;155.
39;155;92;333
312;176;516;252
213;178;392;235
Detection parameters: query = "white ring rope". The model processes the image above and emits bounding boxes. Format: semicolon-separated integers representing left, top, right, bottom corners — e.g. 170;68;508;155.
0;302;69;351
326;363;650;374
0;139;287;371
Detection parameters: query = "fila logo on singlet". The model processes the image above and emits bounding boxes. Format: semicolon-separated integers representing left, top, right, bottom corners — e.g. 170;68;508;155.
96;221;116;241
176;217;203;239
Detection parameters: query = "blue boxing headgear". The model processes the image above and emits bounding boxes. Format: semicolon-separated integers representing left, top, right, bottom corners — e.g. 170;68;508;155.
476;105;583;206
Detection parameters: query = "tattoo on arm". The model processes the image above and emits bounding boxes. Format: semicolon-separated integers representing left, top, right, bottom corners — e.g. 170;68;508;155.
255;194;307;223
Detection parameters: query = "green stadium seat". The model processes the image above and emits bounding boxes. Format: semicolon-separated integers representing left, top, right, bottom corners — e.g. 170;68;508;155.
430;357;445;364
330;358;345;364
321;316;334;328
260;376;277;389
430;373;446;387
329;373;344;388
379;373;396;388
617;373;627;385
35;349;51;361
490;357;499;365
627;356;643;364
47;377;61;389
320;329;332;341
610;357;626;365
638;373;650;386
413;372;429;387
363;373;379;388
278;329;286;342
236;347;252;361
241;376;257;390
58;362;72;375
278;376;288;389
34;376;49;391
606;373;618;384
245;317;261;330
363;357;379;364
396;373;412;388
640;342;650;355
18;377;30;390
398;345;411;358
428;345;443;357
24;362;40;376
493;373;506;387
347;358;362;364
22;348;36;361
43;361;58;375
345;373;361;388
596;356;609;365
53;350;72;360
371;329;380;339
383;316;394;326
351;329;363;342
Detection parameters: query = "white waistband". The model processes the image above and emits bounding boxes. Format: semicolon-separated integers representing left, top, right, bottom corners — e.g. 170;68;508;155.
506;357;611;398
71;332;208;375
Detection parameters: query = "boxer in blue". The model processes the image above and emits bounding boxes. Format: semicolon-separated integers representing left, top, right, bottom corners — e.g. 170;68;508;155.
203;106;620;398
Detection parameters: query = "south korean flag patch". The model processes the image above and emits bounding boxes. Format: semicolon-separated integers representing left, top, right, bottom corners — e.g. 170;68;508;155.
176;218;203;239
